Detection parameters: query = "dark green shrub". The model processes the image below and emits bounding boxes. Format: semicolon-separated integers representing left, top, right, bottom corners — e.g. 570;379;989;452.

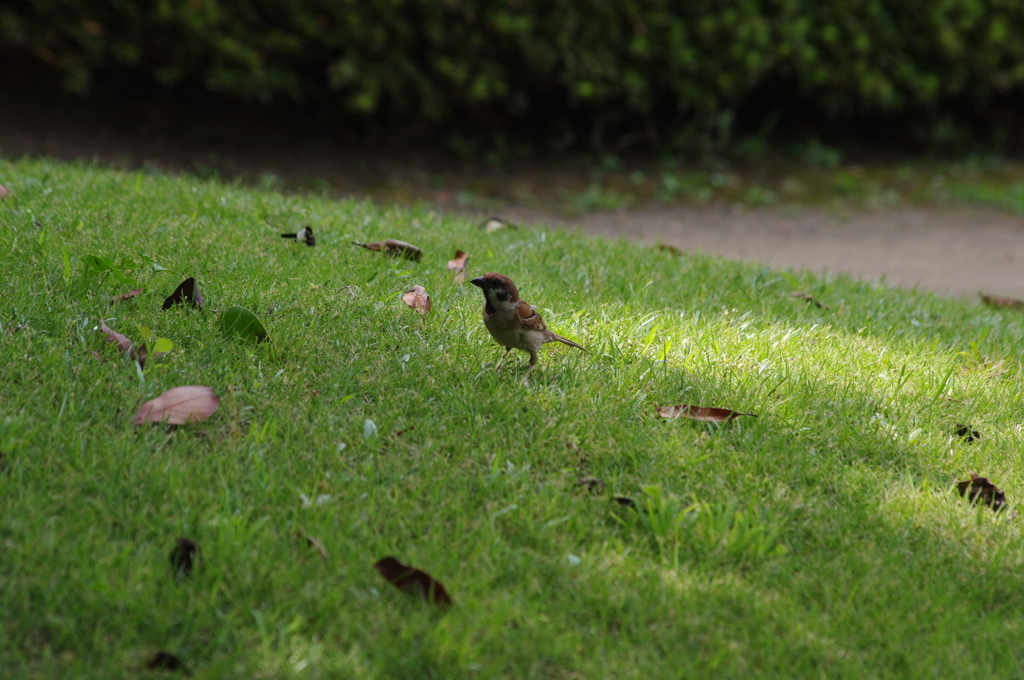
3;1;1023;147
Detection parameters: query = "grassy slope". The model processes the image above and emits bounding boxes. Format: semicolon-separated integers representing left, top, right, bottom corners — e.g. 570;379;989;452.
1;157;1024;679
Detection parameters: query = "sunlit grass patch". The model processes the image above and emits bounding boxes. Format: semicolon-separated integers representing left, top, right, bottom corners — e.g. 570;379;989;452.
2;157;1024;678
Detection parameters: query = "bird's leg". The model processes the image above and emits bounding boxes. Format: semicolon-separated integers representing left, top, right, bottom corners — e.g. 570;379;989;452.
495;347;513;371
522;351;539;383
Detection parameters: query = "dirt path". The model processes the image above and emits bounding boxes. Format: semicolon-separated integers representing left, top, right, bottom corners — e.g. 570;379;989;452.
496;204;1024;299
2;74;1022;300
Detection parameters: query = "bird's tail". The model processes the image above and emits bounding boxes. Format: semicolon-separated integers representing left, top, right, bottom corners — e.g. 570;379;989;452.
551;333;586;351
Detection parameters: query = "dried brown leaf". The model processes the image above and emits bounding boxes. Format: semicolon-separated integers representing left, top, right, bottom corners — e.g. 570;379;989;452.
353;239;422;261
955;424;980;443
374;556;452;607
99;321;146;365
657;244;682;255
980;294;1024;310
578;477;606;492
447;249;469;283
391;425;415;439
402;285;431;315
0;183;9;200
144;651;191;675
91;350;106;363
132;386;220;426
657;404;756;422
110;288;144;306
306;535;329;561
614;496;638;510
791;291;827;309
956;473;1008;513
162;277;203;310
100;321;133;354
169;537;200;577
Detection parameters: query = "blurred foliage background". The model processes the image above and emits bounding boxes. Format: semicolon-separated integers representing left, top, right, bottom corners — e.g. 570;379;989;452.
2;0;1024;155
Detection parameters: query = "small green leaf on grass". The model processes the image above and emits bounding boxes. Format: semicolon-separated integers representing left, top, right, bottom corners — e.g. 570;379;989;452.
162;277;203;310
132;386;220;425
657;404;756;422
152;337;174;354
219;306;268;342
374;556;452;607
137;252;169;272
169;537;200;578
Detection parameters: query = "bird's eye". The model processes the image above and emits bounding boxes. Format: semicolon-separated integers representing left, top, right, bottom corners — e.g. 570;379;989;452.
495;289;510;302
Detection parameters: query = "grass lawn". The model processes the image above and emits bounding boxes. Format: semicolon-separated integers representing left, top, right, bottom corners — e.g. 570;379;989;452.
2;156;1024;679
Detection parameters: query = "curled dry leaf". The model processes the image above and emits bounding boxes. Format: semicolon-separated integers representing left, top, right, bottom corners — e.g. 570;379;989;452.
614;496;638;510
955;424;980;443
144;651;191;675
390;425;415;439
956;473;1008;513
980;293;1024;310
657;244;682;256
374;556;452;607
100;321;133;354
298;533;329;561
162;277;203;310
791;291;827;309
110;288;144;306
657;404;756;423
132;386;220;426
402;285;431;315
578;477;606;492
447;249;469;283
169;537;200;577
352;239;422;261
0;183;9;200
99;321;146;365
479;216;515;233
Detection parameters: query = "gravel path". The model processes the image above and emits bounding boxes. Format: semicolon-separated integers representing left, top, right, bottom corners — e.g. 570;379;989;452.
500;204;1024;299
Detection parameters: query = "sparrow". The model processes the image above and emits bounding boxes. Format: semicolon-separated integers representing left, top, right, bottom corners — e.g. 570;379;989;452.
470;273;584;381
281;225;316;247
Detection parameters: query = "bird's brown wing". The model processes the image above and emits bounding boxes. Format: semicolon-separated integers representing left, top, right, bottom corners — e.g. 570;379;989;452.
516;300;549;332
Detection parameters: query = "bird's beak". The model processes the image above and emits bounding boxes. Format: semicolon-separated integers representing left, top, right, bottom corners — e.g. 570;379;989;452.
470;277;486;288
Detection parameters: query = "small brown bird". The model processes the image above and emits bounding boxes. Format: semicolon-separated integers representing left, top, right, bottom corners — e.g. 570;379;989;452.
471;273;585;381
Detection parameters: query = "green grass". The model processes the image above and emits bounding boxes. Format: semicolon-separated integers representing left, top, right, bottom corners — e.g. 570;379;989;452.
2;157;1024;679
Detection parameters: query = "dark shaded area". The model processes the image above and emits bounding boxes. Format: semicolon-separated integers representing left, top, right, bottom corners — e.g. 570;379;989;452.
3;49;1024;183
